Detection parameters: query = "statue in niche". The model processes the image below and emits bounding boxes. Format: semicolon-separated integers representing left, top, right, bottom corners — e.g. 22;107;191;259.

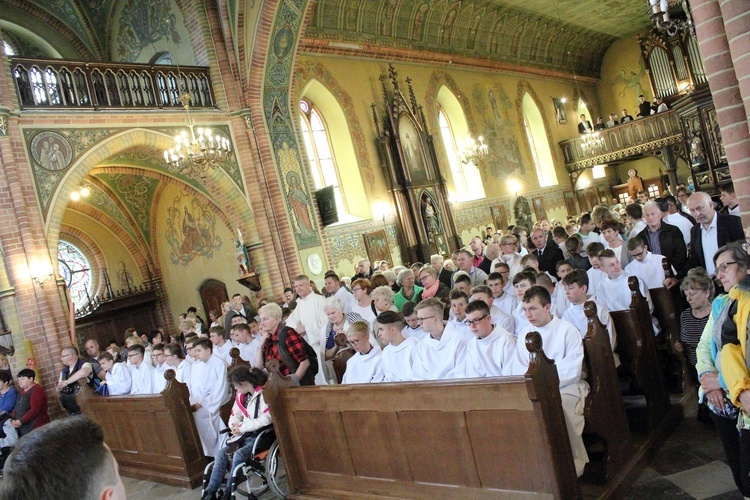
627;169;644;201
690;133;705;165
421;196;443;242
514;196;532;232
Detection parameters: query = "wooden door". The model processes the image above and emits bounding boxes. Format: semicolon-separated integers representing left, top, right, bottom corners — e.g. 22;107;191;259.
199;279;228;319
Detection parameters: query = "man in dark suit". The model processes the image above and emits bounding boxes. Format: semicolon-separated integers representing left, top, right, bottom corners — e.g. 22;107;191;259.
431;254;454;289
531;228;564;279
578;114;593;134
682;191;745;278
637;201;688;287
637;94;652;117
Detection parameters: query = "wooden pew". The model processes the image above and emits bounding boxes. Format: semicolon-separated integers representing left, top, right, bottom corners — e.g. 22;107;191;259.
76;370;206;488
332;332;354;384
220;347;252;424
582;301;632;482
264;332;582;499
609;276;670;428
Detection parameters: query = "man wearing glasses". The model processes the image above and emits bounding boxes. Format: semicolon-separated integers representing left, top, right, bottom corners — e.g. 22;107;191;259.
57;346;96;415
411;298;467;380
635;200;686;289
463;300;515;377
624;237;667;290
127;344;155;395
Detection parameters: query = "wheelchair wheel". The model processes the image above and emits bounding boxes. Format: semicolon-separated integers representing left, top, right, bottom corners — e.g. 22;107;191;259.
267;442;289;498
201;461;215;493
234;468;268;497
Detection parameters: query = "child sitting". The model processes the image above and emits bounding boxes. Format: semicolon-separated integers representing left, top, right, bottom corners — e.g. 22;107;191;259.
341;321;384;384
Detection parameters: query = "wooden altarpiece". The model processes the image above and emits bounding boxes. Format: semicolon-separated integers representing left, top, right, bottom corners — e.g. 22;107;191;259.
371;65;460;264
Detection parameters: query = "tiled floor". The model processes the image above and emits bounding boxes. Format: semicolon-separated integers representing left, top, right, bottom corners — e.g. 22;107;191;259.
123;405;747;499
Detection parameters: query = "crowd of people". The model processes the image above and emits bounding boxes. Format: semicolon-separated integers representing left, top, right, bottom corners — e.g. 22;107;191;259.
1;179;749;496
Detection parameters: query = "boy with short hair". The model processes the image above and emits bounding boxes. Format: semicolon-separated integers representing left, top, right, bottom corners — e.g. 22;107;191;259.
342;321;384;384
585;242;607;296
511;286;589;478
412;298;467;380
624;237;666;289
463;301;516;377
511;271;537;336
189;338;231;457
151;343;167;393
377;311;418;382
470;285;515;333
127;345;154;395
448;289;472;340
452;273;472;295
400;301;426;341
561;270;619;366
487;271;518;318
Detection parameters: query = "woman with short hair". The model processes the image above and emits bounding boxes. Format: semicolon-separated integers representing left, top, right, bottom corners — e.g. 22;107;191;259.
393;269;422;311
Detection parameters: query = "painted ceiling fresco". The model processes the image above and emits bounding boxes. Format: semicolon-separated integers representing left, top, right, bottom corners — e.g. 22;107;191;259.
304;0;653;77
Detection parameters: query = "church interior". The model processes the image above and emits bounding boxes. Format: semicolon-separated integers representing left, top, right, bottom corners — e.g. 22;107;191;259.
1;0;749;497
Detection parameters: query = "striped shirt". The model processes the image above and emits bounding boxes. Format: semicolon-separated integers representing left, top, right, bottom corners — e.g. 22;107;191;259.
679;308;710;367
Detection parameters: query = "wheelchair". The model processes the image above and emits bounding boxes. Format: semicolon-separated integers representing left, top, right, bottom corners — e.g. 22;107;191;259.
202;427;289;499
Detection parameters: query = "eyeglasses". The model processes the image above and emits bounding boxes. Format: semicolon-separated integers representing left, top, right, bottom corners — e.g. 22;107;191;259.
717;261;738;273
127;353;141;358
416;315;437;323
629;249;645;258
352;287;362;293
464;314;489;326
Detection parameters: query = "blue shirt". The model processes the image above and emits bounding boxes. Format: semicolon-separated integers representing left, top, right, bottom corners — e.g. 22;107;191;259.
0;386;18;413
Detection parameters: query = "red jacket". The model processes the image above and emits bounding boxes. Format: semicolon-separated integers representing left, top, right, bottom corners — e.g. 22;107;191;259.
15;383;51;430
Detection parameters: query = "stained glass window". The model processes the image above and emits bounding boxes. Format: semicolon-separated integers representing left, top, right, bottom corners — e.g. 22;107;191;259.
58;241;92;309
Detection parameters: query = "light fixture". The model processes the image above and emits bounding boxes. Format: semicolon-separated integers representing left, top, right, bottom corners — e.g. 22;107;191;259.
29;259;54;288
69;184;91;201
592;164;606;178
460;135;489;165
372;200;392;222
164;92;231;180
581;131;605;156
648;0;692;36
508;179;521;196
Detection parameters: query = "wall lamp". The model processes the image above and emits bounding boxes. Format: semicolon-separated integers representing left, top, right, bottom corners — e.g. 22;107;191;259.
30;260;54;288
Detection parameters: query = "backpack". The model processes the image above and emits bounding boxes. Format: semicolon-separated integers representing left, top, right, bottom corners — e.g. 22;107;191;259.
276;327;318;385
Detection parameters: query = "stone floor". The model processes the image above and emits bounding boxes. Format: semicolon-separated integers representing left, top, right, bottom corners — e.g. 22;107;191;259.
123;404;746;499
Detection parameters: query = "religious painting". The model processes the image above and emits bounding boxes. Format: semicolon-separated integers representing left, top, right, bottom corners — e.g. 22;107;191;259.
490;205;508;232
472;84;525;177
532;196;547;222
553;98;567;124
420;192;443;243
434;233;449;257
398;114;428;182
164;191;222;265
564;192;577;217
30;131;73;170
363;230;392;266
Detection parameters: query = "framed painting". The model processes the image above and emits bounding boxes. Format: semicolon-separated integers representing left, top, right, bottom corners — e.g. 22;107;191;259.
532;196;547;222
564;192;577;216
397;113;429;183
434;232;449;257
553;97;567;124
363;230;392;265
490;205;508;232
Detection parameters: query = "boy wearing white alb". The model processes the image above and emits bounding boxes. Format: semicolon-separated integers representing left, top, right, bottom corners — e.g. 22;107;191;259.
412;298;467;380
623;237;666;290
487;271;518;318
463;300;516;377
376;311;418;382
511;286;589;478
342;321;384;384
469;285;515;334
401;301;427;341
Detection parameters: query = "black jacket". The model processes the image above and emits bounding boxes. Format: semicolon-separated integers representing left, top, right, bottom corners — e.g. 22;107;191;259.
682;213;745;278
535;245;565;279
636;221;687;277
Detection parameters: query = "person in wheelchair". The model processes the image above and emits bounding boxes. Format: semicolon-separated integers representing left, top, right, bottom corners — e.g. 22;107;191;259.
202;366;272;500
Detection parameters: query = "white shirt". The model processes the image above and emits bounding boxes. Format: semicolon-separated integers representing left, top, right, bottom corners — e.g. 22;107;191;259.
342;344;384;384
212;340;233;366
493;292;519;319
700;214;719;276
352;302;377;328
511;316;584;389
729;205;740;216
628;220;647;241
625;251;666;289
153;363;167;393
448;316;473;341
664;212;693;245
105;362;132;395
285;292;328;350
493;253;524;281
579;231;600;252
489;304;515;335
189;354;230;413
129;362;155;395
604;241;629;266
237;338;261;365
512;301;561;337
174;359;192;384
552;283;570;317
334;287;357;314
586;267;607;296
465;324;517;377
402;325;427;341
411;322;468;380
562;296;619;368
382;337;419;382
596;271;659;334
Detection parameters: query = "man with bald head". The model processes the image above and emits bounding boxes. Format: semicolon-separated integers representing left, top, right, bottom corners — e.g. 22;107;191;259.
685;191;744;277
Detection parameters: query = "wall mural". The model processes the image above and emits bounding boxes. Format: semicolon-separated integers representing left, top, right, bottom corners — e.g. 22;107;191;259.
116;0;181;61
326;223;399;268
86;184;140;244
164;191;222;265
263;0;321;249
613;58;647;101
97;173;158;245
471;84;525;177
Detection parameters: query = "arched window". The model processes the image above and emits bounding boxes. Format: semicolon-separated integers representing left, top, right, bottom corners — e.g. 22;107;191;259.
436;88;485;201
152;52;173;65
299;99;354;221
57;240;92;310
522;93;558;187
3;41;14;56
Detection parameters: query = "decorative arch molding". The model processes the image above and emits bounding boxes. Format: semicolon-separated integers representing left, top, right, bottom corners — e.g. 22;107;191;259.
44;128;254;257
58;225;106;299
424;71;478;178
515;80;567;197
294;62;375;189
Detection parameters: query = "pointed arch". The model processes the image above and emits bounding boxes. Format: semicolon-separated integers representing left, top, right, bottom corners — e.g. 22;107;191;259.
516;81;559;188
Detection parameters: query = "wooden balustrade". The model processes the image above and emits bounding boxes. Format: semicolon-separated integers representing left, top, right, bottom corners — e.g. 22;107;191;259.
10;58;215;111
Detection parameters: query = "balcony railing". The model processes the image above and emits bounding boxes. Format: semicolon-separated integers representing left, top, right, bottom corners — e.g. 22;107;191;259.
559;110;684;172
10;58;216;111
